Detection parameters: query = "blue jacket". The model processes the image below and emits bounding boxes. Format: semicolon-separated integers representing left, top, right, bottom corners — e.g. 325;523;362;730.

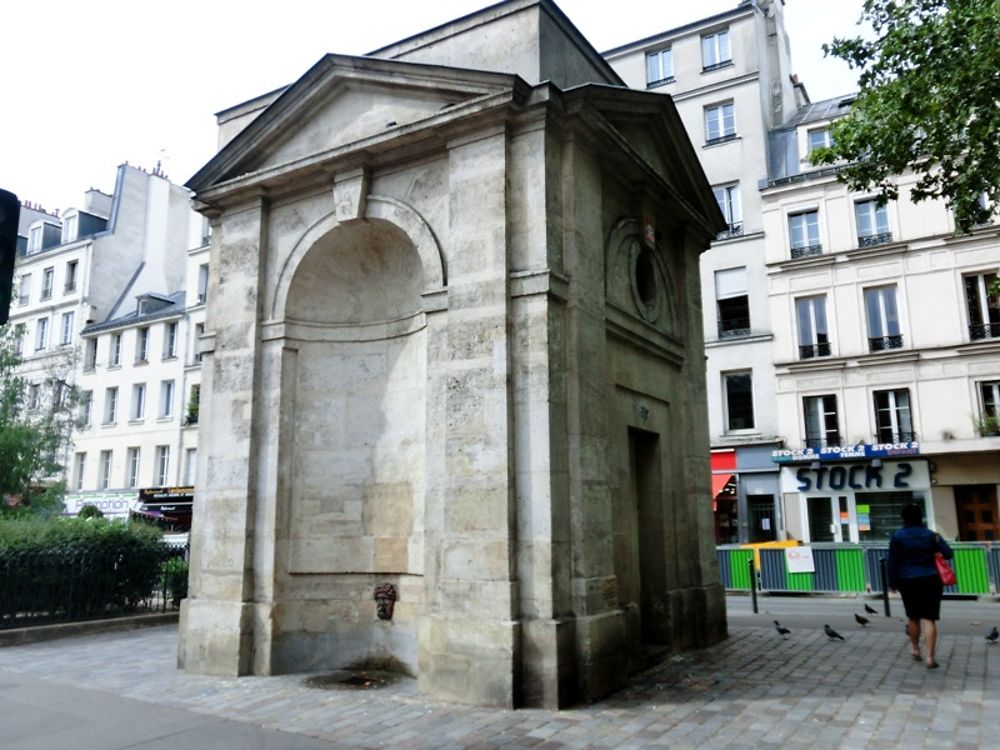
887;525;953;589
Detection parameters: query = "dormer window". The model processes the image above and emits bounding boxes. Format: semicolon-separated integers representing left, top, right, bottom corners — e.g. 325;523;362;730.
807;127;833;155
28;225;43;253
62;213;78;244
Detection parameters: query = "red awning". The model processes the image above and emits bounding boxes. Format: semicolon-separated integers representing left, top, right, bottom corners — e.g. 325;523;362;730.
711;473;734;498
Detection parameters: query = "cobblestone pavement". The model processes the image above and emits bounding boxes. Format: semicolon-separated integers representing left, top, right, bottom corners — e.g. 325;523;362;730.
2;612;999;749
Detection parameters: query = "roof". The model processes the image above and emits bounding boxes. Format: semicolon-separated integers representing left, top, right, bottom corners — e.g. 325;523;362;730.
602;1;754;57
82;290;187;335
778;93;857;130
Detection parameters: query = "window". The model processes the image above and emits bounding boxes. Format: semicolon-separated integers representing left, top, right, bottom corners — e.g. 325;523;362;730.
855;199;892;247
78;390;93;427
197;264;209;304
27;383;40;410
807;127;832;154
796;296;830;358
704;102;736;144
160;380;175;418
964;272;999;341
84;339;97;371
51;379;66;408
164;321;178;359
60;311;75;346
873;388;913;442
62;214;78;244
41;268;54;299
788;210;821;258
64;260;78;292
194;323;204;363
104;387;118;424
186;384;200;425
35;317;48;351
713;183;742;238
701;29;731;70
804;395;840;449
715;267;750;338
109;333;122;366
864;286;903;351
645;47;673;87
126;447;141;489
981;381;1000;436
131;383;146;421
185;448;198;486
13;332;23;357
18;273;30;305
155;446;170;486
135;327;149;363
28;225;43;253
73;452;86;491
723;371;755;431
99;450;113;490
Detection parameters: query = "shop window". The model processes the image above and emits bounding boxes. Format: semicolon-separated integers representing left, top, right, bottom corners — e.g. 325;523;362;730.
857;493;923;542
804;395;840;449
796;295;830;358
864;285;903;351
964;271;999;341
873;388;914;442
723;371;754;431
715;266;749;338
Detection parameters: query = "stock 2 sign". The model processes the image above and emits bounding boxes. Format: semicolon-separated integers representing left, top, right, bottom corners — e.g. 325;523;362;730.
780;460;929;494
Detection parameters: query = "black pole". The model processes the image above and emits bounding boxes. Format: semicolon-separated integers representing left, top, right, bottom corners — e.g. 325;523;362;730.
879;557;891;617
749;556;758;614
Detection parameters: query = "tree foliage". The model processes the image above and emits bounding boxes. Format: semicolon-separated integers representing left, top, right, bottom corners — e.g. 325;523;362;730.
811;0;1000;232
0;323;77;516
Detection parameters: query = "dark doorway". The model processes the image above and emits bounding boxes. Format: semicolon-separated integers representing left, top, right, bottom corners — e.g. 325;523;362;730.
955;485;1000;541
626;428;667;646
747;495;776;542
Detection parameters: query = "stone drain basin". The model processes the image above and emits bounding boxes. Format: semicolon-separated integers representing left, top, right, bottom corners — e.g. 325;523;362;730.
303;670;404;691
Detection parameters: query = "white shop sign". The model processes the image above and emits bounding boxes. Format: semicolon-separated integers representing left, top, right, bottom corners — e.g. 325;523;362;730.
785;546;815;574
64;492;140;519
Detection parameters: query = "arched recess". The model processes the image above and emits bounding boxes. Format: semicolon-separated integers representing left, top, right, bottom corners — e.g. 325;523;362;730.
271;194;446;322
271;210;432;676
604;217;677;334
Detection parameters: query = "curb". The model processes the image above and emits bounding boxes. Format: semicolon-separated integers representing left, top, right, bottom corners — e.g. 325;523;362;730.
0;611;179;647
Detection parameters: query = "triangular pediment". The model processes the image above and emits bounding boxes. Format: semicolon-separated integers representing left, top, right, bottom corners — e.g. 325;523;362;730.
189;55;521;193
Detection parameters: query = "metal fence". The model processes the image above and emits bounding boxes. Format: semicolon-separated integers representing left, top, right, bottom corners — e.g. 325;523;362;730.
718;542;998;597
0;544;189;630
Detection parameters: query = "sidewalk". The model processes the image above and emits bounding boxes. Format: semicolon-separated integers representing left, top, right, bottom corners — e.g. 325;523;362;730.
2;597;999;749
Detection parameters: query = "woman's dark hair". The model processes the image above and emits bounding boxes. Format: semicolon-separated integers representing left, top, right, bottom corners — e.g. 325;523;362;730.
901;503;924;527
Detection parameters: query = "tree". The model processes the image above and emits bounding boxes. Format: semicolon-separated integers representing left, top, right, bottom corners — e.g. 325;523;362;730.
811;0;1000;232
0;323;77;517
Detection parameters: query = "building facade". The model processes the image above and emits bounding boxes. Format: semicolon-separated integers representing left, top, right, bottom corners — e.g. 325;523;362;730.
604;0;808;543
179;0;727;710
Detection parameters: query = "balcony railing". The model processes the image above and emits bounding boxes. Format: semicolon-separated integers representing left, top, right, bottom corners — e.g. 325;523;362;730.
64;282;77;293
858;232;893;248
799;342;831;359
791;244;823;259
702;60;733;73
970;323;999;341
716;222;744;241
874;430;916;443
868;334;903;352
718;318;751;339
646;76;674;89
804;436;841;450
705;133;738;146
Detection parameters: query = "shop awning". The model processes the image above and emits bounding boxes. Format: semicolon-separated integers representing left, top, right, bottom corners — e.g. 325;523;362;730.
712;473;734;498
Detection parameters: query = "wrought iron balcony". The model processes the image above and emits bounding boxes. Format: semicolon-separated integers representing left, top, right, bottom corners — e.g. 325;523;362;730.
790;244;823;259
705;132;738;146
804;436;841;450
868;334;903;352
799;342;831;359
970;323;999;341
718;318;751;339
702;60;734;73
858;232;893;248
874;430;916;443
716;222;744;241
646;76;674;89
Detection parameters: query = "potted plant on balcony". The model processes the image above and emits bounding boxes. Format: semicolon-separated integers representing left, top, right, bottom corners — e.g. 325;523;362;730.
975;414;1000;437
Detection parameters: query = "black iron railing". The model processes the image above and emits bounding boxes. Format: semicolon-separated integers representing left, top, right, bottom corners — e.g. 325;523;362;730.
705;133;738;146
874;430;916;443
791;244;823;259
868;334;903;352
804;437;841;450
719;318;751;339
716;222;744;240
970;323;999;341
799;342;831;359
858;232;893;248
702;60;733;73
646;76;675;89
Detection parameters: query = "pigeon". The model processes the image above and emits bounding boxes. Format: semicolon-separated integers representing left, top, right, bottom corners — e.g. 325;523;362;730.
855;613;869;627
774;620;791;638
824;624;845;641
864;603;878;615
987;627;999;644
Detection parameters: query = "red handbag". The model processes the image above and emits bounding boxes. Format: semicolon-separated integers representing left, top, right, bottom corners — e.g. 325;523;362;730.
935;552;956;586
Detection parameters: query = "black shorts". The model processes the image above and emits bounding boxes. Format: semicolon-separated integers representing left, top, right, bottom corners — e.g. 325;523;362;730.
898;574;944;621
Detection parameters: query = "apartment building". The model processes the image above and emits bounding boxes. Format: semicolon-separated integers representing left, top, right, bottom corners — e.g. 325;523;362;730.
763;97;1000;543
604;0;807;543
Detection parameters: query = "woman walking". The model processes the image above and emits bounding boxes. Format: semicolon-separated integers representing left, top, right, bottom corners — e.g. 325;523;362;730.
887;503;953;669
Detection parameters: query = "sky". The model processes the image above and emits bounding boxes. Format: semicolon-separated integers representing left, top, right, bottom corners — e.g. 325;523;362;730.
3;0;865;215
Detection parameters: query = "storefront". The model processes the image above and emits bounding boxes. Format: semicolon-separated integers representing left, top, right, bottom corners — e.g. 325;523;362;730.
713;445;782;544
774;442;930;543
63;491;140;519
137;486;194;532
